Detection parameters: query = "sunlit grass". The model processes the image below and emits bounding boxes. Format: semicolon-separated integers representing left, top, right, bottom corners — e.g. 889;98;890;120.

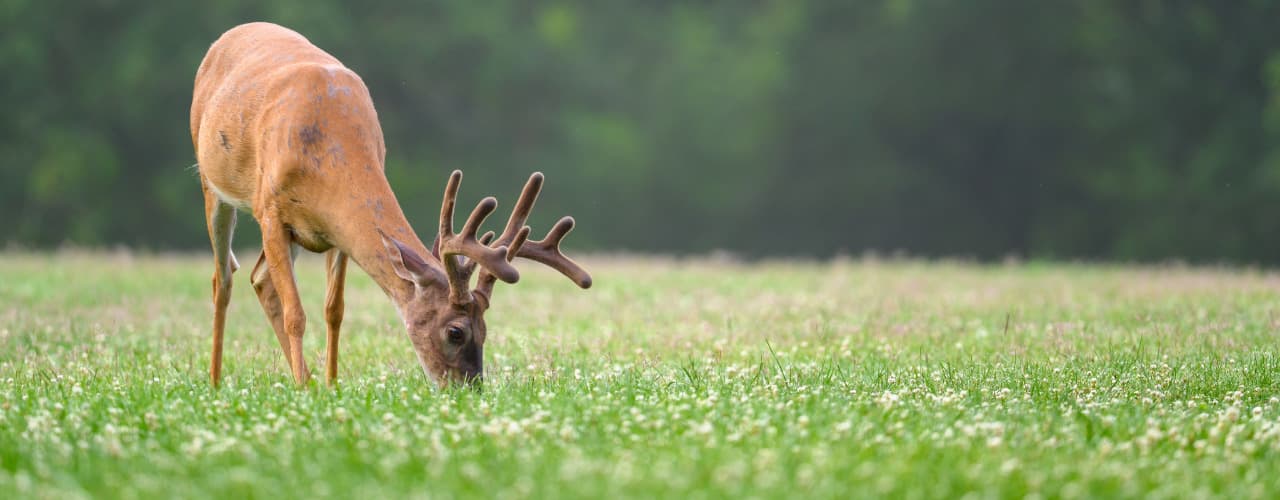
2;252;1279;498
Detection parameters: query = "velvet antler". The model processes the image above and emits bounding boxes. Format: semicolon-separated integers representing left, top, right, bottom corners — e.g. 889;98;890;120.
472;172;592;308
437;170;519;305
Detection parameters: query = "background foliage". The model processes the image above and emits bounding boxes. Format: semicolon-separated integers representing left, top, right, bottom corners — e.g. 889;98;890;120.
6;1;1280;262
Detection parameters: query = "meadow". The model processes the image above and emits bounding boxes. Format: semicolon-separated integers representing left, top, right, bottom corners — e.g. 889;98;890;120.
1;251;1279;498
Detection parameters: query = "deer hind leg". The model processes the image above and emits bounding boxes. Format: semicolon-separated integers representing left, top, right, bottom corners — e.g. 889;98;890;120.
250;245;300;375
259;211;311;385
203;179;239;387
323;249;349;385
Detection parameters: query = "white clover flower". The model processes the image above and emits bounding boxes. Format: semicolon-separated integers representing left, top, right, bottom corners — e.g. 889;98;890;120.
182;436;205;457
875;390;899;409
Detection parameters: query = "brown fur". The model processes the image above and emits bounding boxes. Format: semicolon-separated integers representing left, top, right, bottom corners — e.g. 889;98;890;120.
191;23;590;388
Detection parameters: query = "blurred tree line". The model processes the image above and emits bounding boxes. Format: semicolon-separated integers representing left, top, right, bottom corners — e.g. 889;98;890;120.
5;0;1280;263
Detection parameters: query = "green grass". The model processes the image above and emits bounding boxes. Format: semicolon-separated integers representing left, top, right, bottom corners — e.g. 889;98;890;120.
2;252;1280;498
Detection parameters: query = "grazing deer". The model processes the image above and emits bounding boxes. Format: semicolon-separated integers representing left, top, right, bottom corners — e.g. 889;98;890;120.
190;22;590;388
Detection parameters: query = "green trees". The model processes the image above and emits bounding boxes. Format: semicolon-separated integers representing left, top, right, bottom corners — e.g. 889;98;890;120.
5;1;1280;263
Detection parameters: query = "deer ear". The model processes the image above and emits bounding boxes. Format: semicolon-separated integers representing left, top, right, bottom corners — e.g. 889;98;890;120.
380;231;442;287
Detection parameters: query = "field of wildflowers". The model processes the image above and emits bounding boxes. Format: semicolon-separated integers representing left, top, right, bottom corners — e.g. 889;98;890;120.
2;252;1279;498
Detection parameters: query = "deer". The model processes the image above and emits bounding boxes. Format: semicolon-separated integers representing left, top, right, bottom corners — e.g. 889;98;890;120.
189;22;591;388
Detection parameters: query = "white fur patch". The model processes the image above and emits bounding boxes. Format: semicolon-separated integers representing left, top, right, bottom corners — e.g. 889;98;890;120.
206;181;252;211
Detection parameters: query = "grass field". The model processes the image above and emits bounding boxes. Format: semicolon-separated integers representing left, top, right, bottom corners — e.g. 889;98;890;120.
2;252;1279;498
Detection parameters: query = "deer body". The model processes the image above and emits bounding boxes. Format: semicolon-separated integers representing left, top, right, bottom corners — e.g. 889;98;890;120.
192;23;423;290
191;22;589;387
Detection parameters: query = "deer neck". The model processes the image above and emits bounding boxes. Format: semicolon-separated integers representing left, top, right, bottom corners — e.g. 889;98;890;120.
336;188;441;313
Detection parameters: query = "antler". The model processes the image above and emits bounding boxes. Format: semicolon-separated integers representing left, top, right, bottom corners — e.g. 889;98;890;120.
438;170;519;305
473;172;592;308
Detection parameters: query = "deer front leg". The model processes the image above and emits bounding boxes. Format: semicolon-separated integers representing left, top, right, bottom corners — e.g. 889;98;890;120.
203;181;238;388
250;247;300;374
260;211;311;385
323;249;349;385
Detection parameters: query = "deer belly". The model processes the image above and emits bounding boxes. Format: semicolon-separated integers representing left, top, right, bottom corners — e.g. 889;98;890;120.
289;225;334;253
205;180;253;211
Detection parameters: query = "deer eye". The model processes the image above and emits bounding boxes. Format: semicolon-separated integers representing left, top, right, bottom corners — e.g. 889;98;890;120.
446;326;466;346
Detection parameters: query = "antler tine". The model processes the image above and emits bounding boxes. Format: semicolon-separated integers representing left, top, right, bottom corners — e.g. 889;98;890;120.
473;172;592;309
475;226;531;306
508;225;531;261
438;171;462;240
494;172;544;247
458;197;496;239
458;231;497;277
473;172;542;305
518;216;592;289
437;170;519;305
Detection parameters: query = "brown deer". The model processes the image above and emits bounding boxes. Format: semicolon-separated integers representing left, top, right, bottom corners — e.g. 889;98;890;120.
190;22;590;388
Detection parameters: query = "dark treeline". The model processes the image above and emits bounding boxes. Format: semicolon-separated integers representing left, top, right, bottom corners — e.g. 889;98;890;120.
5;1;1280;263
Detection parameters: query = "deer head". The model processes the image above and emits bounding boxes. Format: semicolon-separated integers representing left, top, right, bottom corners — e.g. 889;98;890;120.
380;170;591;388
